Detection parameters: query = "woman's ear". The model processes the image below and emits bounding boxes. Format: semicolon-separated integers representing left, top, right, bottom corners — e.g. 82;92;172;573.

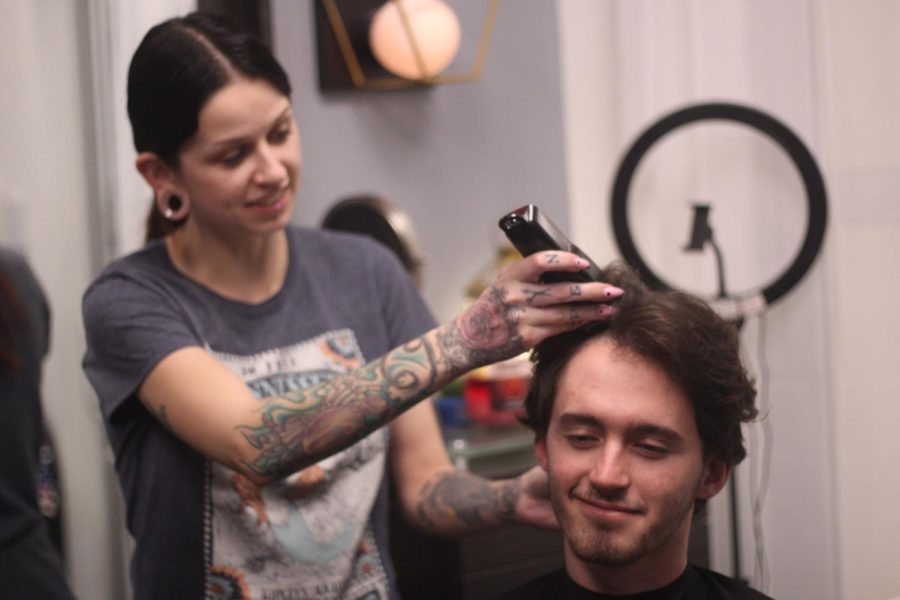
136;152;189;221
135;151;174;191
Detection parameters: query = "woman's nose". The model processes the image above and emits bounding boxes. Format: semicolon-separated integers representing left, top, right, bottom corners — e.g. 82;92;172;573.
252;144;287;186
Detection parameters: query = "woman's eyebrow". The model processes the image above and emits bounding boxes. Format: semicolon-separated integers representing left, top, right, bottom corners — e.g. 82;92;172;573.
269;107;292;126
208;107;293;149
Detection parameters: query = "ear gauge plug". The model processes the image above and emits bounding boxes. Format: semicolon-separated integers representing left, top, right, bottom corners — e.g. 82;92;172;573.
163;195;183;219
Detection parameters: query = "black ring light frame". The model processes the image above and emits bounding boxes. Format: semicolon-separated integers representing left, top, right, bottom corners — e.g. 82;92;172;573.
611;102;827;319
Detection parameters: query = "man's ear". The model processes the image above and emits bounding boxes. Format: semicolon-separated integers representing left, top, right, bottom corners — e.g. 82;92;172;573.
535;436;549;472
697;458;731;501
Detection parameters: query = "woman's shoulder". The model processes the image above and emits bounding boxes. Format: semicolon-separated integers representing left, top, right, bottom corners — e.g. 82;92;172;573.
84;241;174;302
289;224;388;252
288;225;404;270
92;241;170;280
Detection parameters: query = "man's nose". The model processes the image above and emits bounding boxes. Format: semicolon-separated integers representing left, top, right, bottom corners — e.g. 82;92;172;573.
587;444;630;492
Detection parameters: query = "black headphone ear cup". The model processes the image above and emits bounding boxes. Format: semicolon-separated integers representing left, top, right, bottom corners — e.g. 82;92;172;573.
168;195;183;212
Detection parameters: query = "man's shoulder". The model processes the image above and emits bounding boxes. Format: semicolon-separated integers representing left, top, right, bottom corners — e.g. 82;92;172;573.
692;566;775;599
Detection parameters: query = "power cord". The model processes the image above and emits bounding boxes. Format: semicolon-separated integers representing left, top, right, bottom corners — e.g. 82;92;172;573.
747;313;773;593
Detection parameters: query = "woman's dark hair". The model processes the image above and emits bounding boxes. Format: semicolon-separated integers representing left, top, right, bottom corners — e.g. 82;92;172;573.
522;261;758;467
127;11;292;242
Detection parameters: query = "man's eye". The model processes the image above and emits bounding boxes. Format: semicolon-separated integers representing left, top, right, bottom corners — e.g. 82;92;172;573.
565;435;597;448
635;443;669;457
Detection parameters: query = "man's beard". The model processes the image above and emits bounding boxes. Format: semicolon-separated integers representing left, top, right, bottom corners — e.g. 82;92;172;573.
554;474;702;566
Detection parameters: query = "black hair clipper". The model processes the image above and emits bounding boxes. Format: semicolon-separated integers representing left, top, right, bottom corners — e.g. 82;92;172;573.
499;205;604;283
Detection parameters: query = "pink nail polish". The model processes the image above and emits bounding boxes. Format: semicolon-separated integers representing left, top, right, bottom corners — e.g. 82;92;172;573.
575;258;590;268
605;286;625;298
598;304;616;317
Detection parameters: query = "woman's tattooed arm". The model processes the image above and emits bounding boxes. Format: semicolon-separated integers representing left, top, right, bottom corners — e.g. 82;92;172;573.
235;285;527;483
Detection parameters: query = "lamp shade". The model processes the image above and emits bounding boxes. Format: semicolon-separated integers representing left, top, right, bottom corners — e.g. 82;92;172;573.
369;0;462;80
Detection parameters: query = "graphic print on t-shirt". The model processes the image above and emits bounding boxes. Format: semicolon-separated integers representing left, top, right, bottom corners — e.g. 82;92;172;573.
207;330;389;600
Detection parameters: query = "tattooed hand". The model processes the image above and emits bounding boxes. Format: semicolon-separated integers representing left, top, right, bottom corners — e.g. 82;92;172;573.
416;469;519;534
437;251;623;374
414;465;559;534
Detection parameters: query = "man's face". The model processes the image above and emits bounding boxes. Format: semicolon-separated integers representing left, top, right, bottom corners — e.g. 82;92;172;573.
536;337;728;569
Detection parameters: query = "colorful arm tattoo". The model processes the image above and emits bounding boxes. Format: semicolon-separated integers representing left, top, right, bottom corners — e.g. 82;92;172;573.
235;285;525;481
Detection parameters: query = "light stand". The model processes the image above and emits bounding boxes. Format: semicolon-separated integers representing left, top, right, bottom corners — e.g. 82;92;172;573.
684;203;743;580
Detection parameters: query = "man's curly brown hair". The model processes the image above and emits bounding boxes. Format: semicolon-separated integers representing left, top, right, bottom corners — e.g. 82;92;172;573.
522;261;758;467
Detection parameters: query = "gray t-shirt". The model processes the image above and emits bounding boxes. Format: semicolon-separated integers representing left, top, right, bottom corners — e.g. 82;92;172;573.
83;227;435;600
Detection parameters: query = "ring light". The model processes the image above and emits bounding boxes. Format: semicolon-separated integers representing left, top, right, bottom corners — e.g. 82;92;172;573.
611;102;827;320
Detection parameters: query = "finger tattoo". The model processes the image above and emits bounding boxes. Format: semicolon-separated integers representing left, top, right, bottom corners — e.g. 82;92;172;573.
522;286;552;304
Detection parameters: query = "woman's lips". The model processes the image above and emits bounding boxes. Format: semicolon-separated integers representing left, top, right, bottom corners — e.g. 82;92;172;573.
247;187;289;206
247;188;289;215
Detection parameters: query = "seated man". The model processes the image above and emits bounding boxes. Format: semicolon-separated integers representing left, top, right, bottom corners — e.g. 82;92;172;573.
502;262;773;599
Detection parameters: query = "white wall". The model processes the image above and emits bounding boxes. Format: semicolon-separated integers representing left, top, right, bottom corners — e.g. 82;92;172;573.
818;3;900;599
558;1;900;599
0;3;116;599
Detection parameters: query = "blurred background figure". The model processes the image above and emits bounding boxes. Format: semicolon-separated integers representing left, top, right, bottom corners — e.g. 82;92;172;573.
0;245;74;599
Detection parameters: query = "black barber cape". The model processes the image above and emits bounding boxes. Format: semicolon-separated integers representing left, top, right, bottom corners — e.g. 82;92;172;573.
497;565;774;600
